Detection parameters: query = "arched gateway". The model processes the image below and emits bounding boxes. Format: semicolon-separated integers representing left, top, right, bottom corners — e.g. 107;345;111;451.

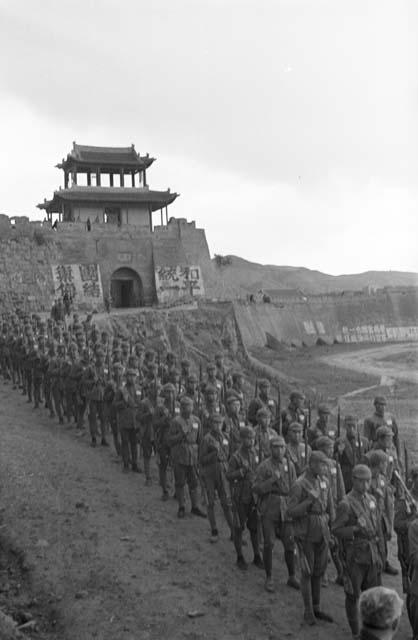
110;268;144;308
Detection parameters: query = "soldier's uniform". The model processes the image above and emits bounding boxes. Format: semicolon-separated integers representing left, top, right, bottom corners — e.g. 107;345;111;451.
103;364;123;456
307;405;337;449
167;396;206;518
226;425;263;571
287;450;335;625
50;345;66;424
247;379;278;430
114;369;141;471
336;415;369;493
223;394;245;455
199;414;233;542
366;449;397;576
83;350;108;446
154;384;178;500
200;385;224;434
372;426;402;492
286;422;311;477
253;434;298;592
138;389;155;485
332;465;384;638
253;408;277;464
363;396;400;458
408;516;418;640
281;391;306;440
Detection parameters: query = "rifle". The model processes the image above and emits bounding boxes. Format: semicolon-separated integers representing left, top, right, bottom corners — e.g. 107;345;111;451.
277;384;282;435
404;441;409;483
357;425;362;461
394;470;418;514
337;405;341;439
304;400;310;461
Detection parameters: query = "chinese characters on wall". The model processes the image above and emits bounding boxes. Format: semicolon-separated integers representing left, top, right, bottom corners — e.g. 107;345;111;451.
52;264;103;306
154;265;204;304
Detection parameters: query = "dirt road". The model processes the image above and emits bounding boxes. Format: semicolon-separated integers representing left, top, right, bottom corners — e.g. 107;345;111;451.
0;383;411;640
320;342;418;385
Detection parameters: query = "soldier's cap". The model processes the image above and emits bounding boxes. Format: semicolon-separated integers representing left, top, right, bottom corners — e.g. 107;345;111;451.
162;383;176;393
101;330;108;337
343;415;357;426
69;341;78;350
352;464;372;480
206;362;216;371
210;414;224;425
240;425;255;439
309;450;329;465
317;404;331;415
315;436;334;451
226;391;241;404
181;359;191;367
62;330;69;337
214;352;223;359
126;368;137;376
258;378;270;388
204;384;218;395
366;450;388;467
270;435;285;447
112;347;122;354
376;425;393;439
231;370;244;379
187;373;198;383
95;349;104;357
145;349;155;358
57;343;66;351
166;351;175;359
288;421;303;432
256;407;270;419
37;335;45;342
359;586;403;630
374;396;387;405
290;391;304;401
180;395;194;406
410;466;418;480
112;363;124;372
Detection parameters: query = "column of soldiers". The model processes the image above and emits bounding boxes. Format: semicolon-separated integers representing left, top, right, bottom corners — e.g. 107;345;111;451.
0;310;417;640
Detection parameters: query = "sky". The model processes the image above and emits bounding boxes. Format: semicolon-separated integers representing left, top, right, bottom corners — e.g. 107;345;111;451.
0;0;417;275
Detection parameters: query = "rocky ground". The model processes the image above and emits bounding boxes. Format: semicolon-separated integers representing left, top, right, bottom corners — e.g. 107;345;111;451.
0;341;415;640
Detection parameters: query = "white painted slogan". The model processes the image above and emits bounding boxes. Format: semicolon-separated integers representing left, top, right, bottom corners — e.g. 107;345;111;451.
155;265;204;303
51;264;103;304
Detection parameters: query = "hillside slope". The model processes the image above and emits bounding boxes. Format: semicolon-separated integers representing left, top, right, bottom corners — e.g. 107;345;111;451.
209;255;418;297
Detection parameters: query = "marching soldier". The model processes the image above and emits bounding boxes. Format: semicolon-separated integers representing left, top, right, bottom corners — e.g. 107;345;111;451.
200;385;223;434
226;425;263;571
282;391;306;440
308;404;336;448
408;488;418;640
366;450;397;576
114;368;141;472
154;383;178;500
247;379;278;430
287;450;334;625
336;415;369;493
167;395;206;519
364;396;400;458
103;362;123;456
199;413;233;543
394;466;418;603
83;348;109;447
372;426;402;490
253;407;277;464
223;393;245;455
253;434;299;592
332;464;385;639
286;422;311;477
315;435;345;585
50;343;66;424
138;382;156;486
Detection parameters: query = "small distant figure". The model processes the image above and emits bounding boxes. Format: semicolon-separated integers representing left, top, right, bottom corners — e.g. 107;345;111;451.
104;294;112;314
359;586;403;640
52;219;58;230
63;291;72;316
86;217;91;232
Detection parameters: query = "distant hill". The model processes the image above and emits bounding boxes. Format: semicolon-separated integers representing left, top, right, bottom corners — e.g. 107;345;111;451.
208;255;418;297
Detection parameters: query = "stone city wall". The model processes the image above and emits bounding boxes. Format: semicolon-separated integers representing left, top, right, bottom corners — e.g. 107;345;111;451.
0;215;213;312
